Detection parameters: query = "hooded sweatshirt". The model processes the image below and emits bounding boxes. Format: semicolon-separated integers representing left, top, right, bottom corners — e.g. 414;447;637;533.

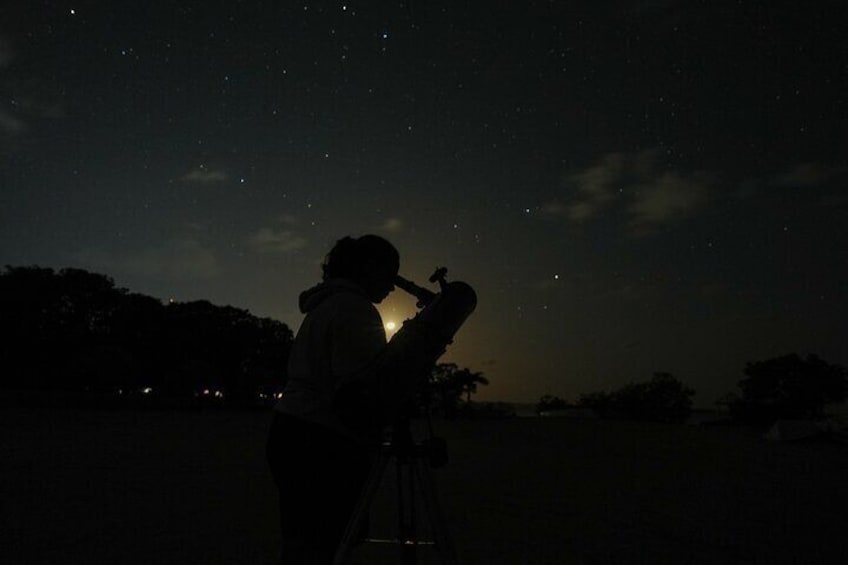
274;279;387;441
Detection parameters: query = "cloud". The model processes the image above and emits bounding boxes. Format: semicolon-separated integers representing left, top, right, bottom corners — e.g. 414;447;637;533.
614;0;684;17
1;36;65;145
277;213;300;226
248;227;307;254
75;238;222;280
0;37;25;138
561;151;629;221
0;35;13;69
550;149;711;234
541;201;566;216
379;217;404;233
555;150;657;222
0;110;26;135
181;166;229;183
770;162;846;188
628;171;709;231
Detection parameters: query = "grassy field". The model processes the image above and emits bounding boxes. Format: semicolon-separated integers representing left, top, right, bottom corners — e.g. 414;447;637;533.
2;406;846;564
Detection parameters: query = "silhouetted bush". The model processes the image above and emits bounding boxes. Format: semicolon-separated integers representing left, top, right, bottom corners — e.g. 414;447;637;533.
536;394;571;414
578;372;694;423
728;353;847;424
423;362;488;419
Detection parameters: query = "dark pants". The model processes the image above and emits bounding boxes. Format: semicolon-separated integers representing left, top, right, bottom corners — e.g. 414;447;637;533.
266;412;374;564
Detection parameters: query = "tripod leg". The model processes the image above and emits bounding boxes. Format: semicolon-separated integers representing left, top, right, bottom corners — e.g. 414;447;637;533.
397;458;421;565
413;459;460;565
332;452;390;565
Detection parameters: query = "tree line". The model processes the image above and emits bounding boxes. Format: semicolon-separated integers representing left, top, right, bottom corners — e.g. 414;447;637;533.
0;266;492;412
537;354;848;426
0;266;292;407
10;265;840;423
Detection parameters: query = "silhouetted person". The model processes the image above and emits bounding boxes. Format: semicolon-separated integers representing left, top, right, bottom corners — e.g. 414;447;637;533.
266;235;400;564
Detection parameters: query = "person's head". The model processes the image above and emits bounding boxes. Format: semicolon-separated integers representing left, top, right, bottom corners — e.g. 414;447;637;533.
322;235;400;303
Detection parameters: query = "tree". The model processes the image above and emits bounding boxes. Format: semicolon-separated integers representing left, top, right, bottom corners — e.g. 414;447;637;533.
536;394;570;414
455;368;489;403
732;353;847;422
0;266;127;390
425;363;488;418
161;300;293;406
428;363;463;418
577;372;695;423
0;265;294;406
576;390;614;415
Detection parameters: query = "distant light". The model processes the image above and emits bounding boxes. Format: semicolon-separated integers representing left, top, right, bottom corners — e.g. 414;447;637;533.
141;387;153;395
386;321;397;331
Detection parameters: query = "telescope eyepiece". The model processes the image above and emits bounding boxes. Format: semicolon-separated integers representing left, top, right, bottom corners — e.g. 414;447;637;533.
428;267;448;284
395;275;437;307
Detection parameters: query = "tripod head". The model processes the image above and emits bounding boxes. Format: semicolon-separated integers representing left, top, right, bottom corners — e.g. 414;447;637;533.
388;417;449;468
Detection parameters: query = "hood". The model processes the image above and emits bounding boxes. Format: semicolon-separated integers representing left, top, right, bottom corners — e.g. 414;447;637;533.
298;279;368;313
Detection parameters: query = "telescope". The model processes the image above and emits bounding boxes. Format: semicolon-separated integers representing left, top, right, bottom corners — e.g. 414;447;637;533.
334;268;476;565
335;267;476;433
394;267;477;342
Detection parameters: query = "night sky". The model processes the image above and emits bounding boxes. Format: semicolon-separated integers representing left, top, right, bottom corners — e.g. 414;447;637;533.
2;1;846;406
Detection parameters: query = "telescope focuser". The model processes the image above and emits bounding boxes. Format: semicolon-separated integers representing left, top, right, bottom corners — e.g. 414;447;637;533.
395;275;436;308
428;267;448;290
395;267;453;308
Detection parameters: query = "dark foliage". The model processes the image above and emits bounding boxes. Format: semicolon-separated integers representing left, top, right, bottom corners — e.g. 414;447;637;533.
728;353;848;424
423;362;488;419
578;372;695;423
456;401;516;420
536;394;571;414
0;266;293;407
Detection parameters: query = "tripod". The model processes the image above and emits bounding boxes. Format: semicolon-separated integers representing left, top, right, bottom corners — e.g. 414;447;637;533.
332;420;459;565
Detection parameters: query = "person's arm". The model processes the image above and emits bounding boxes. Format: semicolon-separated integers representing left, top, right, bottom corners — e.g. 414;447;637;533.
332;309;450;434
329;297;386;381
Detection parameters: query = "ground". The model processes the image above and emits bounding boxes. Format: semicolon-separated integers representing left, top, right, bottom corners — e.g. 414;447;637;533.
1;406;846;564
